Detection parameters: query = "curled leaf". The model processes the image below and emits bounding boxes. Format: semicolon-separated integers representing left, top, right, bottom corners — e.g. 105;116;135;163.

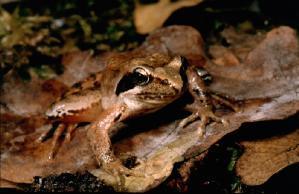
134;0;203;34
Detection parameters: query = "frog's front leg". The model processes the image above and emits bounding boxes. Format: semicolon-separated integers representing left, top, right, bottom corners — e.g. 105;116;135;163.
178;67;228;136
86;105;132;176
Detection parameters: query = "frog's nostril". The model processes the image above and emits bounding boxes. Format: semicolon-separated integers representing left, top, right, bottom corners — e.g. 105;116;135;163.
161;79;169;85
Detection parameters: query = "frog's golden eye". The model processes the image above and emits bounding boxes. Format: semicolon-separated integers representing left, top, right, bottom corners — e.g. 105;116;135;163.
195;67;212;85
115;67;151;95
132;67;150;86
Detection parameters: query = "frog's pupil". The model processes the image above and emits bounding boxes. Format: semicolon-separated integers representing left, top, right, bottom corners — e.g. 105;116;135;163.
195;67;212;85
132;71;149;85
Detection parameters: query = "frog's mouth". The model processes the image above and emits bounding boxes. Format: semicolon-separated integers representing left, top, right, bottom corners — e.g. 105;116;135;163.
120;85;184;116
136;92;179;102
123;93;180;116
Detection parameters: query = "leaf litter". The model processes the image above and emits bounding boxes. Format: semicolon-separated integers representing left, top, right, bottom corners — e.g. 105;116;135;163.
0;25;298;192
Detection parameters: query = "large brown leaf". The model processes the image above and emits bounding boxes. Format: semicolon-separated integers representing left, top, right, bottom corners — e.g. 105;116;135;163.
134;0;202;34
1;26;299;192
236;128;299;185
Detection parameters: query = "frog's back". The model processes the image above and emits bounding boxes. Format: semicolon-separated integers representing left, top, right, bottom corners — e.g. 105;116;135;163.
46;72;104;122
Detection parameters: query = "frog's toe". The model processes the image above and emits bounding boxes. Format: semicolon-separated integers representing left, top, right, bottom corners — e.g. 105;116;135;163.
179;108;228;138
178;112;199;129
37;123;68;159
220;118;228;126
211;93;240;112
46;123;66;159
37;123;79;159
64;124;77;142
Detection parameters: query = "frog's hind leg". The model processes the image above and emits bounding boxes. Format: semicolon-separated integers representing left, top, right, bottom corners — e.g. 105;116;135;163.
64;124;78;142
51;124;78;159
37;123;77;159
37;122;63;142
48;123;66;159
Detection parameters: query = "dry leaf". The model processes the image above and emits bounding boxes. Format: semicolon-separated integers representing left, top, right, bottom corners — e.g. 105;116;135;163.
57;50;109;86
1;26;299;192
0;72;67;116
134;0;202;34
0;0;20;5
236;128;299;185
207;26;299;100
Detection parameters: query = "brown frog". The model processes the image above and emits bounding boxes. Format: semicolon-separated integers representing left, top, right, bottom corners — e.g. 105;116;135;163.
41;53;233;175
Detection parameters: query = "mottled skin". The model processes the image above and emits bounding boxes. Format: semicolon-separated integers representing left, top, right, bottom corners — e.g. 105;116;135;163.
42;53;231;175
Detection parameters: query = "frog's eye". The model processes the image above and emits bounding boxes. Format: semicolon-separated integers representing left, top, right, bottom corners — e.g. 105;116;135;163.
195;67;212;85
132;67;150;86
115;67;151;95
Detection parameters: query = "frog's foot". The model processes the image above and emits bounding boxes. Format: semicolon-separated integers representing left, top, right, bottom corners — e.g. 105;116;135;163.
178;107;227;137
211;93;240;112
37;123;77;159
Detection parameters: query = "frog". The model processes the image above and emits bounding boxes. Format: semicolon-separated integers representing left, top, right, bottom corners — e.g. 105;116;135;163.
40;53;235;176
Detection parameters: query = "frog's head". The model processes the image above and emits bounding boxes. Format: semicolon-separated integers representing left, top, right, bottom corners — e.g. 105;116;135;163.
116;53;188;114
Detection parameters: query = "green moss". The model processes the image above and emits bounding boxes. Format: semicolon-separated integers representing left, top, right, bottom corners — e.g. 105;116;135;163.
1;0;142;80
